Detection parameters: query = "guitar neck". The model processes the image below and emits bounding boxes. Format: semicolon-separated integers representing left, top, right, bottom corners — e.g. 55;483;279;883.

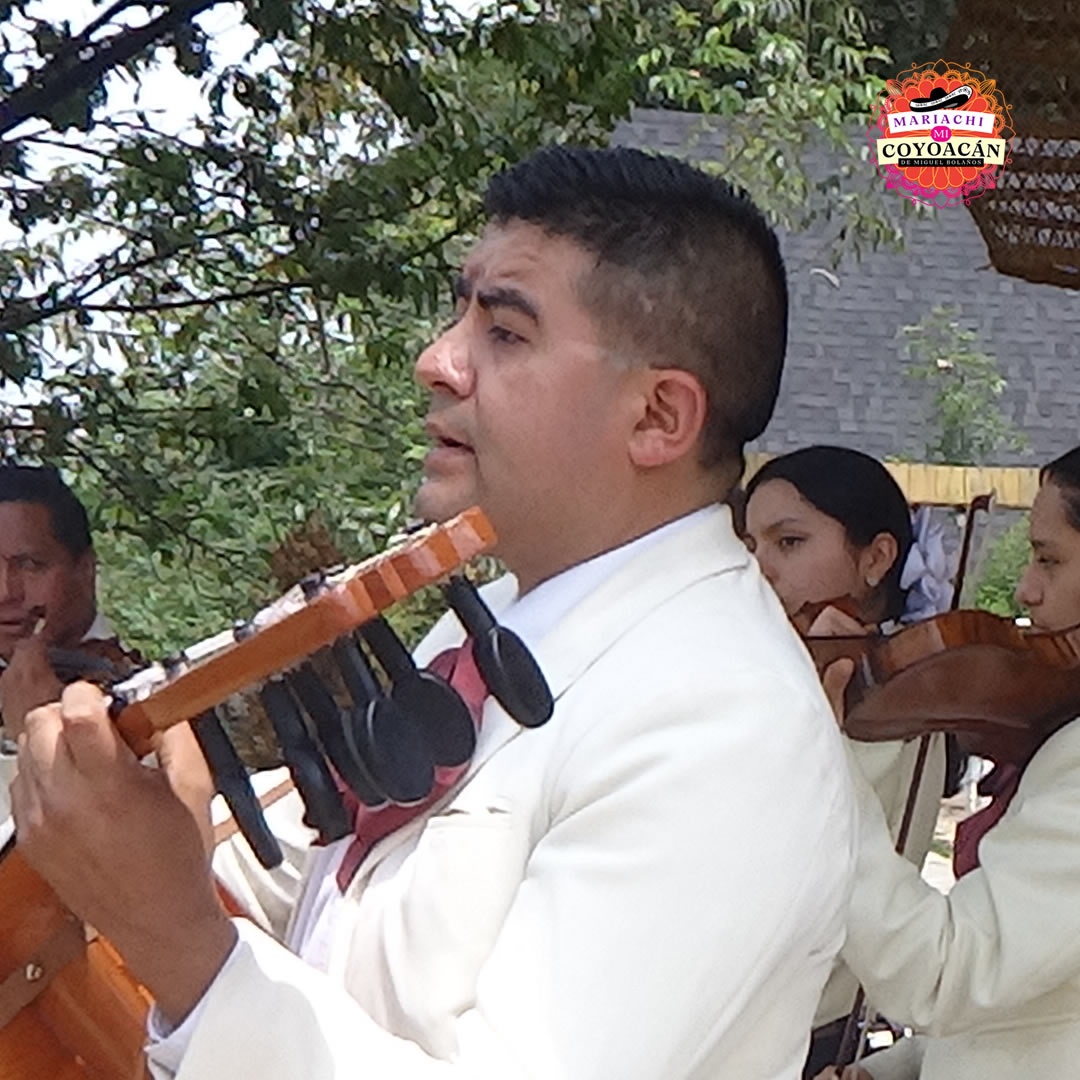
111;508;495;755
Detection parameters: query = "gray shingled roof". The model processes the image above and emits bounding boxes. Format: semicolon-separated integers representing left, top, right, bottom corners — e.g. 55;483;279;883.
614;108;1080;467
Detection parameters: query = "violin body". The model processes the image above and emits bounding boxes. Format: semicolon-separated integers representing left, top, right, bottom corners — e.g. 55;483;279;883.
805;610;1080;764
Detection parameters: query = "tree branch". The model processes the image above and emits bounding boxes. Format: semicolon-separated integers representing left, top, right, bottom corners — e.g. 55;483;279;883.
0;280;310;335
79;0;154;46
78;281;313;314
0;0;227;137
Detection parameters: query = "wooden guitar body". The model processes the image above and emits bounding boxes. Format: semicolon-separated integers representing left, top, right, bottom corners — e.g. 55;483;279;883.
0;843;151;1080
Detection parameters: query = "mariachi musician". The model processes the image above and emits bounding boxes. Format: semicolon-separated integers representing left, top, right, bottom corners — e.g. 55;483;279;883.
815;445;1080;1080
743;445;952;1075
6;146;856;1080
0;465;141;848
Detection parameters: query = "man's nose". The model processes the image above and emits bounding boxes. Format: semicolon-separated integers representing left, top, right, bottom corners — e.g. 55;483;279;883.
0;562;23;604
415;320;475;398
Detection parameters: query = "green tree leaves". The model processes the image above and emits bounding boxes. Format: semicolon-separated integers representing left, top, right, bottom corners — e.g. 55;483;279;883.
902;304;1027;466
2;0;913;653
632;0;905;262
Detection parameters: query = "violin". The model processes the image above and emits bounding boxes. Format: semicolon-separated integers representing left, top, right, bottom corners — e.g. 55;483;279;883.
35;640;143;688
800;605;1080;767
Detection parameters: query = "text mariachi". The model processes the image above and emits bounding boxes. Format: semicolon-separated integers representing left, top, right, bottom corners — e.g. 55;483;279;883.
887;110;996;134
876;138;1007;165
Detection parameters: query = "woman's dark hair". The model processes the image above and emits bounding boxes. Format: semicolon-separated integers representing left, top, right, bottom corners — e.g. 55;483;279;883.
745;445;914;621
1040;446;1080;532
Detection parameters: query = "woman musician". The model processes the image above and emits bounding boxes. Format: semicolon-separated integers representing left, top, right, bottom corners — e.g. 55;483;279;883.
743;446;952;1077
815;445;1080;1080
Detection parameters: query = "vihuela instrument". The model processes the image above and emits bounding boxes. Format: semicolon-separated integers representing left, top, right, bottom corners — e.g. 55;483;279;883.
0;507;553;1080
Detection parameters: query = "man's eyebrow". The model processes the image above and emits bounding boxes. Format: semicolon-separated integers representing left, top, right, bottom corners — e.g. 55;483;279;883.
451;274;540;323
477;285;539;322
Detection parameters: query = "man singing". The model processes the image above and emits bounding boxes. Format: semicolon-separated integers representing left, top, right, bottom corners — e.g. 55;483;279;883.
8;147;856;1079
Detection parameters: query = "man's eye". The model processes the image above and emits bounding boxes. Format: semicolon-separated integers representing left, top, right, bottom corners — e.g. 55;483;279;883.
1036;556;1058;568
13;557;45;571
489;325;524;346
777;536;805;550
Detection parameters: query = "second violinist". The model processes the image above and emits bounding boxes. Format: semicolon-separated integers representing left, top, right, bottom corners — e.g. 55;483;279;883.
816;444;1080;1080
743;445;952;1077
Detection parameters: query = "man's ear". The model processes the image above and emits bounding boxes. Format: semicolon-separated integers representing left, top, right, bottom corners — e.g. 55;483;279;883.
627;368;708;469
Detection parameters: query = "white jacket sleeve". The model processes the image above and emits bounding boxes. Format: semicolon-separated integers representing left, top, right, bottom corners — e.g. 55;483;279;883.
842;719;1080;1035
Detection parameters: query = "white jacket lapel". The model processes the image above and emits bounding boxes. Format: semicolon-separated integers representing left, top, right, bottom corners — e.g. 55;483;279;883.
348;505;749;885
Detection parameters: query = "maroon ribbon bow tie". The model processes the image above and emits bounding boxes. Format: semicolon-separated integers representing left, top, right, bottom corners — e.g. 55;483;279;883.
952;762;1023;879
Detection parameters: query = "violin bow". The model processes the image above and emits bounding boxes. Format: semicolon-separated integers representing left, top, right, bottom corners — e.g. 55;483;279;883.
835;493;995;1068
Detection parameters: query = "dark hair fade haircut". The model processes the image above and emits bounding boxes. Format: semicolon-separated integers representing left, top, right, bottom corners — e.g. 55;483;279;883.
745;445;914;622
483;146;788;477
1041;445;1080;532
0;464;93;559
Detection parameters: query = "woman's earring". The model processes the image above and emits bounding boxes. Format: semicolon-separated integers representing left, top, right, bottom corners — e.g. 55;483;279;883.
866;576;879;588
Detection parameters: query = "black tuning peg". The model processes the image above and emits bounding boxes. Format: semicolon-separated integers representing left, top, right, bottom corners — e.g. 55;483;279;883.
258;678;351;844
285;663;386;809
443;574;553;729
330;636;436;806
162;653;284;867
191;709;283;870
360;617;477;768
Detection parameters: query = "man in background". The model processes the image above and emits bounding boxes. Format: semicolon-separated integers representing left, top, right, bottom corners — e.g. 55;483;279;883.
0;464;119;844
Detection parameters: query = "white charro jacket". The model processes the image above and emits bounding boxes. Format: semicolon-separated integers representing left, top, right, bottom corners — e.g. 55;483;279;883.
155;507;858;1080
845;718;1080;1079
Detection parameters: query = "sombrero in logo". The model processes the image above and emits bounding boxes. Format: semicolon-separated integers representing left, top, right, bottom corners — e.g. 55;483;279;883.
910;85;974;111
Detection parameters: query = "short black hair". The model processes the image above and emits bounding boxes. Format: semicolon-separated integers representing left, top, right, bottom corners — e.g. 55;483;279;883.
484;146;788;477
745;446;914;621
0;465;92;559
1041;446;1080;532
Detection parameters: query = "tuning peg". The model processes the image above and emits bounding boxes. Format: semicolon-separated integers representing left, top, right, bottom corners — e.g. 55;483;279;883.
298;572;326;600
360;617;476;768
443;574;553;729
330;635;436;806
258;678;351;843
285;663;386;809
191;709;283;870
